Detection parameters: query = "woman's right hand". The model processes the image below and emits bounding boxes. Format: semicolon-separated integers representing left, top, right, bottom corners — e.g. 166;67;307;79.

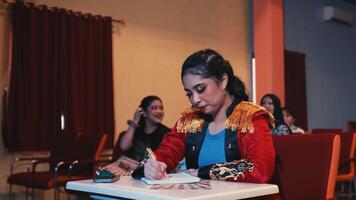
144;158;168;180
133;107;143;124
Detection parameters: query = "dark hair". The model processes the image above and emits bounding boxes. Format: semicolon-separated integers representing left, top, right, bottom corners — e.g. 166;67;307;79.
282;106;296;118
181;49;248;102
260;93;284;126
139;95;162;126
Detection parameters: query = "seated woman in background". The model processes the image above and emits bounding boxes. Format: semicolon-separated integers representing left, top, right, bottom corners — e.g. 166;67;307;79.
117;95;170;162
260;94;291;135
282;106;305;133
136;49;275;183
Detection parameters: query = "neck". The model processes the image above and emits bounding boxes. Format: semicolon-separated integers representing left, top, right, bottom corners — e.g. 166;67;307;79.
144;120;158;134
213;94;233;121
208;94;233;134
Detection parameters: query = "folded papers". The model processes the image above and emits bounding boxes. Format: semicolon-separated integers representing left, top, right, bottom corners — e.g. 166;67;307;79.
141;172;201;185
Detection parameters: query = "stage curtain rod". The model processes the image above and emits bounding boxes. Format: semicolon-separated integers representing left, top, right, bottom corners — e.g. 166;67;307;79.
1;0;126;25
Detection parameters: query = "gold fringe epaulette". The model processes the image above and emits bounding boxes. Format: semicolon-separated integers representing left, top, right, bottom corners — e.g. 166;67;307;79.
176;107;205;133
225;101;275;133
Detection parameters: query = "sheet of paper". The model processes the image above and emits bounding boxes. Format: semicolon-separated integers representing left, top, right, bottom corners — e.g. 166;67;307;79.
141;172;201;185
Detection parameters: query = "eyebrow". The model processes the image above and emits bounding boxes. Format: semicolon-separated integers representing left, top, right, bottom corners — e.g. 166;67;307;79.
184;83;205;92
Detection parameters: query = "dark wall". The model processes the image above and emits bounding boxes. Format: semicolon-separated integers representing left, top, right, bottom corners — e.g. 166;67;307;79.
284;0;356;130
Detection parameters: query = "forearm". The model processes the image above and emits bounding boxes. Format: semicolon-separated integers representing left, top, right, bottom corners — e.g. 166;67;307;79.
155;127;186;171
119;126;136;151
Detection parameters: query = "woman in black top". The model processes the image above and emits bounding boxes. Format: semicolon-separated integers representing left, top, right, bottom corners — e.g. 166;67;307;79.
117;95;170;162
260;94;291;135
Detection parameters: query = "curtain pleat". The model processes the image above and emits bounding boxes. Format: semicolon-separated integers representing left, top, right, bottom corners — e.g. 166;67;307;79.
5;1;114;151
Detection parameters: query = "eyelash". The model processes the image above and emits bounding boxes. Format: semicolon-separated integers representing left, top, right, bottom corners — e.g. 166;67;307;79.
185;86;205;97
197;86;205;93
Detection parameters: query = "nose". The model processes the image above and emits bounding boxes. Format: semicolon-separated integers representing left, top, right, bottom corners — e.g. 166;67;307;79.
191;93;201;106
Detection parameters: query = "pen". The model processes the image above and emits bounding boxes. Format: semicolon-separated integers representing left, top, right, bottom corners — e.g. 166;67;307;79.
146;147;168;178
146;147;157;160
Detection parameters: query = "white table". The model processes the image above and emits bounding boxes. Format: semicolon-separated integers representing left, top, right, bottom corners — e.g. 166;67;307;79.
66;176;279;200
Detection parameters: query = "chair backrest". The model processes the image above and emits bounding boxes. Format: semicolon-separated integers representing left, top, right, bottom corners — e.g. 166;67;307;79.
272;134;340;200
112;131;126;161
48;133;108;172
73;133;108;160
311;128;343;134
337;132;356;180
49;132;78;170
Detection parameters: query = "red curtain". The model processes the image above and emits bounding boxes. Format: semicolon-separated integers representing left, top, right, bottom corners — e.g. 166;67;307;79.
6;1;114;151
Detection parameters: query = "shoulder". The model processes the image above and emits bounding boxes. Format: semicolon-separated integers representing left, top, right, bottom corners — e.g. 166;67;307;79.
176;107;205;133
272;124;290;135
157;123;171;133
291;125;305;133
226;101;274;133
176;102;274;134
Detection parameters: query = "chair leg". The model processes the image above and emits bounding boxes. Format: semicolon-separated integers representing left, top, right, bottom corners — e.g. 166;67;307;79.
8;184;13;200
354;176;356;194
55;187;61;200
67;189;70;200
31;188;35;200
25;187;29;200
341;181;345;193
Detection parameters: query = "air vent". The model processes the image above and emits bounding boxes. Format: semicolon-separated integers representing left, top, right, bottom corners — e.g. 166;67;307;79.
323;6;353;26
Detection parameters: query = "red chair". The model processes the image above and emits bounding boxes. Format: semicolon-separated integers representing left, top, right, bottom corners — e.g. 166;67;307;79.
272;134;340;200
7;133;108;200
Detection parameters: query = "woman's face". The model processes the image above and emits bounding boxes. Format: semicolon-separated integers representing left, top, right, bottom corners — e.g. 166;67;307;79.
182;74;226;116
282;110;294;127
143;99;164;124
261;96;274;114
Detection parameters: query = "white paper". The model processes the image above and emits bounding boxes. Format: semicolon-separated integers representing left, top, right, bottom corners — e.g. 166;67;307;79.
141;172;201;185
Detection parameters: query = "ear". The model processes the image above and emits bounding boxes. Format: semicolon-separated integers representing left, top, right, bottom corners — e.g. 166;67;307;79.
220;73;228;90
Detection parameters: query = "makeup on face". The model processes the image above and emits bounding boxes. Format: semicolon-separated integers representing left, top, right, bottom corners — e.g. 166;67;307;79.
145;100;164;124
262;97;274;114
182;74;227;116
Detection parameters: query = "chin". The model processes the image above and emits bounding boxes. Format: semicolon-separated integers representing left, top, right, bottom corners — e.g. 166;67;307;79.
201;108;213;115
154;119;162;124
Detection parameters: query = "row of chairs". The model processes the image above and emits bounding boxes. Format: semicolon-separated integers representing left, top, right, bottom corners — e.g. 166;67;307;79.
7;132;109;200
311;128;356;198
8;129;355;200
272;133;340;200
273;128;355;200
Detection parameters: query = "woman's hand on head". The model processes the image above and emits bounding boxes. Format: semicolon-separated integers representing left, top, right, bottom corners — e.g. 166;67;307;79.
144;158;168;180
133;107;143;123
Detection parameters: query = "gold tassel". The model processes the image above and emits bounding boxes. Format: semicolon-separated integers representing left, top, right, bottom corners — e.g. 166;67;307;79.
176;102;274;134
226;101;275;133
176;107;205;133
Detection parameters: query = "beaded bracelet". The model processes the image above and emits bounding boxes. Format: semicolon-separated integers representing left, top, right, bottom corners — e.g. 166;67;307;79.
127;120;139;128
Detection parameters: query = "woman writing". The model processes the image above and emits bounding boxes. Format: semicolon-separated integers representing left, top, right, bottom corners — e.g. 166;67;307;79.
135;49;275;183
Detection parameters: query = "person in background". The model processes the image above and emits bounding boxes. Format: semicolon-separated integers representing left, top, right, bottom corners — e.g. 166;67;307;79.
134;49;275;184
282;106;305;133
260;94;291;135
117;95;170;162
